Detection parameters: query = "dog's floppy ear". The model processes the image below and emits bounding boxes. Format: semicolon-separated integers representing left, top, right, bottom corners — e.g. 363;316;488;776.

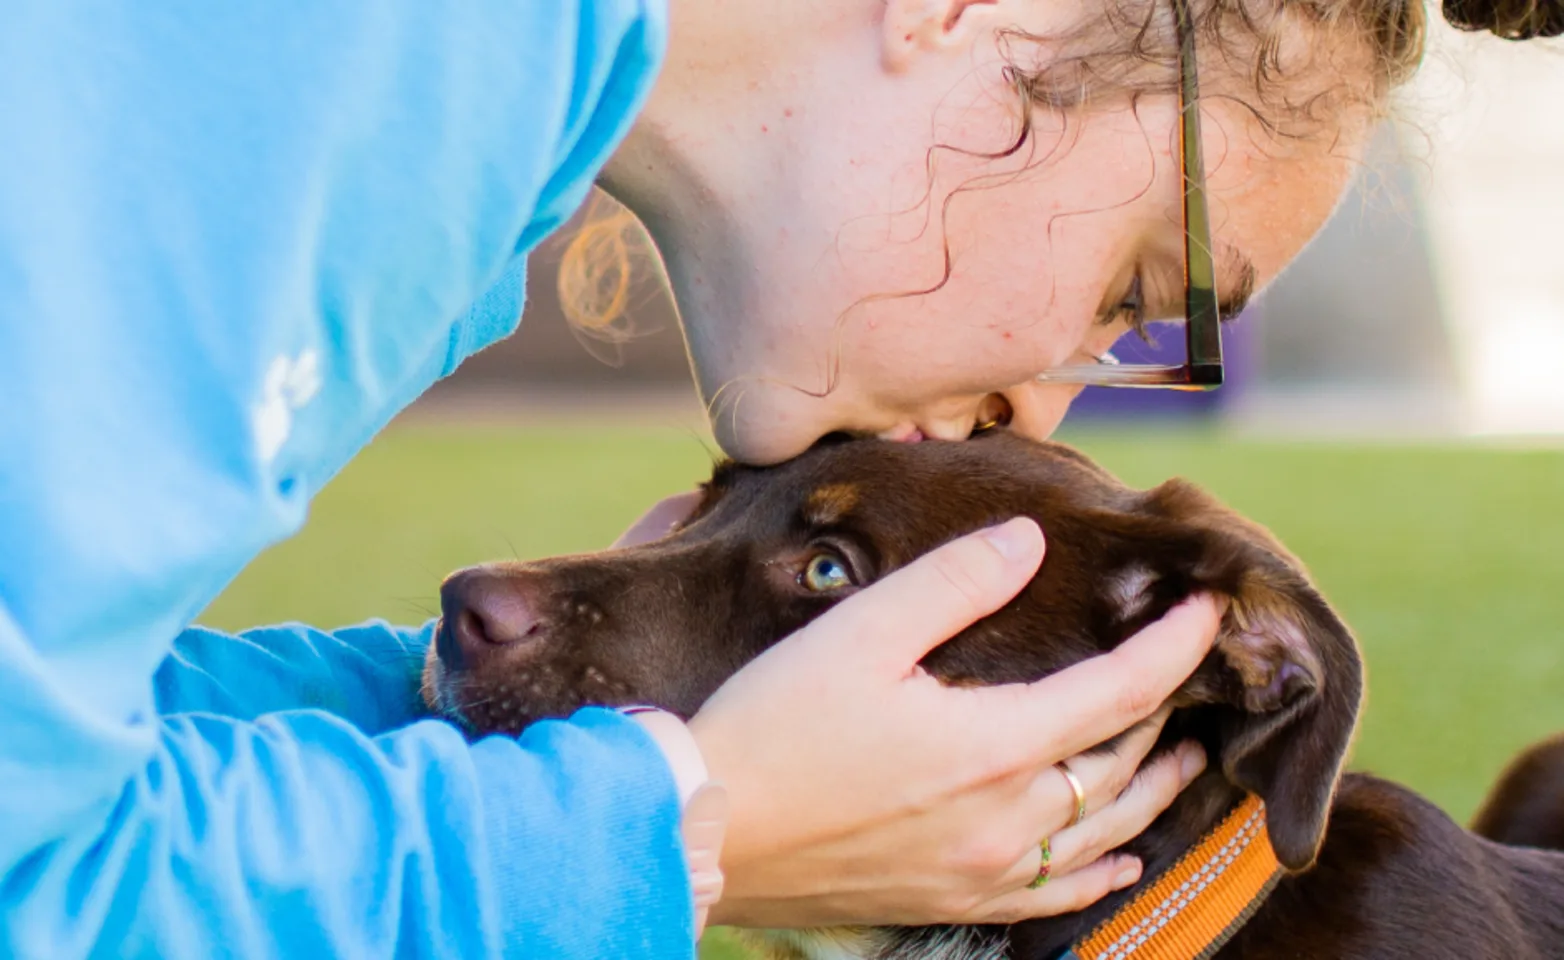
1124;478;1364;872
1182;560;1364;872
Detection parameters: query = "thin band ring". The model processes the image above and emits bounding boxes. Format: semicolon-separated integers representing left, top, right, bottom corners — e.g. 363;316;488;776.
1026;837;1052;890
1057;762;1088;828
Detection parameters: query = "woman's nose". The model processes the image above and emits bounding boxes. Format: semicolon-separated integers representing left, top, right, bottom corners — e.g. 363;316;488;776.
1006;382;1087;442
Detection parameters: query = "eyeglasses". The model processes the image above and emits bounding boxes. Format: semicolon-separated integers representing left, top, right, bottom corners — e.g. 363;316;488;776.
1032;0;1223;391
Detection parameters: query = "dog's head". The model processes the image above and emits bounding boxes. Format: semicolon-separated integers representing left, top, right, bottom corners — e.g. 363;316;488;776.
425;433;1362;883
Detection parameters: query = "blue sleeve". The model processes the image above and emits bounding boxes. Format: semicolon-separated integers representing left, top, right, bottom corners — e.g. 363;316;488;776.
1;702;692;960
0;2;695;958
154;621;437;735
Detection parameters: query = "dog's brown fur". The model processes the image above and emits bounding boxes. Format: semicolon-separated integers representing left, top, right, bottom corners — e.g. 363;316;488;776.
1472;734;1564;853
424;433;1564;960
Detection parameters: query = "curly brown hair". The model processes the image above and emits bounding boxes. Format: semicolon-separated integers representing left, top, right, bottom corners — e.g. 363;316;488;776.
559;0;1560;332
1443;0;1564;37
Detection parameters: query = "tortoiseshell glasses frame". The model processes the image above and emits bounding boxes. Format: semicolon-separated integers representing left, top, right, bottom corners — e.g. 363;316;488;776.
1032;0;1223;391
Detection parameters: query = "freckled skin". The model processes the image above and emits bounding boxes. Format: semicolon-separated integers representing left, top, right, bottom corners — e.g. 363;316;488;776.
601;5;1372;464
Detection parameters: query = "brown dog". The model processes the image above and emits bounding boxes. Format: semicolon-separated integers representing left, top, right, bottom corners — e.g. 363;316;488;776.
423;432;1564;960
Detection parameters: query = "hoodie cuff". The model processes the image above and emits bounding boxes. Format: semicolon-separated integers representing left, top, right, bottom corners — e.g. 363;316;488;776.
472;707;695;959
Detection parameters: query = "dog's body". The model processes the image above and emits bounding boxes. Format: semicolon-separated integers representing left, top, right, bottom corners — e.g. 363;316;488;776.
1472;734;1564;854
424;433;1564;959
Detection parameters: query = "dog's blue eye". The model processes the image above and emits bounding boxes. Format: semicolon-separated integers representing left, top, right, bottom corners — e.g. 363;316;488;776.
801;553;853;592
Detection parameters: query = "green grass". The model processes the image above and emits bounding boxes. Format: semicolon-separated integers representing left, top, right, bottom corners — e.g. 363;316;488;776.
201;423;1564;959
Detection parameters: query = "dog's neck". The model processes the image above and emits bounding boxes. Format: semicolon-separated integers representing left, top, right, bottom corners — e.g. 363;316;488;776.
1008;772;1260;958
748;774;1267;960
1063;793;1280;960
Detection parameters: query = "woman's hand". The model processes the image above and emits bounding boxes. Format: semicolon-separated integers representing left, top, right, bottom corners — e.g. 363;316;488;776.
617;497;1220;929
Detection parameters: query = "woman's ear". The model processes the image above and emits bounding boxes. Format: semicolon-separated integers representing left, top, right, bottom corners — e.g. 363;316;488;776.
881;0;1003;72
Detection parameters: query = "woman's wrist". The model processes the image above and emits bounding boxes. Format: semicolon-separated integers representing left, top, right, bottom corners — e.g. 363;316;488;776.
618;706;729;937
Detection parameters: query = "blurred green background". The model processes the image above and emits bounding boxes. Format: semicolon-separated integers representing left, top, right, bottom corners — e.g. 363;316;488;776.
200;423;1564;959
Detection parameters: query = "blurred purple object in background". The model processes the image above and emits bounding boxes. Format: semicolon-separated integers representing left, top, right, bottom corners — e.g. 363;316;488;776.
1066;309;1258;421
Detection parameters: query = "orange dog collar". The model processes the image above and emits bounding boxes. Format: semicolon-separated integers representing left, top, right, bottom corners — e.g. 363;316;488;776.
1062;795;1283;960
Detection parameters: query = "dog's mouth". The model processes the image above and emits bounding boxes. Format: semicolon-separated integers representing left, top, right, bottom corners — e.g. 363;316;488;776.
422;617;476;725
425;630;639;737
423;562;648;737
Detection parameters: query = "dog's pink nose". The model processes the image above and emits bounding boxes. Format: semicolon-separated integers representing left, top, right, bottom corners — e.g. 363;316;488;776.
438;568;547;669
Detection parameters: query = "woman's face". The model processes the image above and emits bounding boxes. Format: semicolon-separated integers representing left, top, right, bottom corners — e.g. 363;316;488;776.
604;0;1368;465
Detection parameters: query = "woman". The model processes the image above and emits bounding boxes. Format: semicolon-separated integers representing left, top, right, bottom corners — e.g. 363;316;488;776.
0;0;1555;957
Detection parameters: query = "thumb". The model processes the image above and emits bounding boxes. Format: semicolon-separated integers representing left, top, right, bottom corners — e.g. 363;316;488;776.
801;517;1046;669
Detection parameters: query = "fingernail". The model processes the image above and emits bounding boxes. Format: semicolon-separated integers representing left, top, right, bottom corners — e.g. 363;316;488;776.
982;518;1042;563
1113;858;1143;889
1179;742;1207;784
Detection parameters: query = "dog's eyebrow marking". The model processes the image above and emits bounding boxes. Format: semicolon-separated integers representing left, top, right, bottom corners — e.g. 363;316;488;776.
803;483;859;526
1109;564;1158;620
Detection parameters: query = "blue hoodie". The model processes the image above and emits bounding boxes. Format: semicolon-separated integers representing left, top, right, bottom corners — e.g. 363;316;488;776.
0;3;691;957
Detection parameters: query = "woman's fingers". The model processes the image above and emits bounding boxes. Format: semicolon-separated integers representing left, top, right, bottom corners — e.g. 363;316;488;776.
1033;705;1173;825
975;852;1145;924
989;594;1225;767
969;742;1204;924
797;518;1045;668
692;520;1221;928
1046;742;1206;876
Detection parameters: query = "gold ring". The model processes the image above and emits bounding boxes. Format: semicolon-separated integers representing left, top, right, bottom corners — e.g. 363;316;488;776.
1057;762;1088;827
1026;836;1052;889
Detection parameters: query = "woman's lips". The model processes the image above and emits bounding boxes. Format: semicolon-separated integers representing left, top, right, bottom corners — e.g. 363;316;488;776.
880;424;925;443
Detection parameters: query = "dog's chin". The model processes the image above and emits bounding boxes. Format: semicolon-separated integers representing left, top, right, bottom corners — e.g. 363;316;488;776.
419;656;454;718
423;658;647;739
420;657;532;737
439;685;570;739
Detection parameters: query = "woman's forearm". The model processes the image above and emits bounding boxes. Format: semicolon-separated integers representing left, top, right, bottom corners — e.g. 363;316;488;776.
156;621;436;734
1;695;692;959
